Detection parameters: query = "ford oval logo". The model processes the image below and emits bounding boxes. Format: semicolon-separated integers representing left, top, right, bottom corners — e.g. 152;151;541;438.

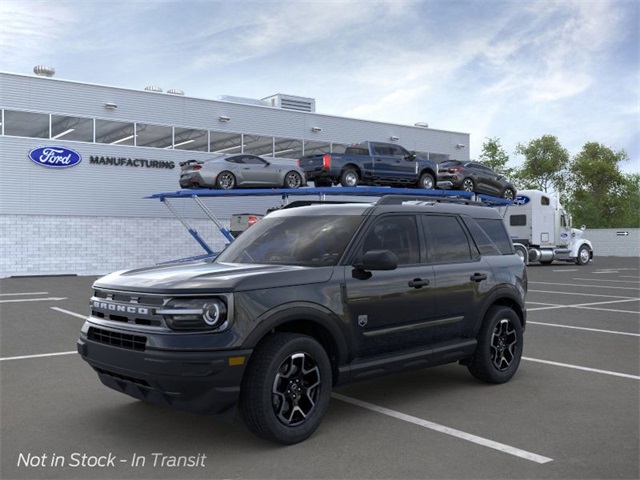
561;233;568;238
28;146;82;168
514;195;530;206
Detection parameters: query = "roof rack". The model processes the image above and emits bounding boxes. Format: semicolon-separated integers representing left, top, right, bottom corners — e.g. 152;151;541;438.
147;187;512;257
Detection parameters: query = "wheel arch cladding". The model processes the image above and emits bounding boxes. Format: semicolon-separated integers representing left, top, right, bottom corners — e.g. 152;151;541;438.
242;308;348;385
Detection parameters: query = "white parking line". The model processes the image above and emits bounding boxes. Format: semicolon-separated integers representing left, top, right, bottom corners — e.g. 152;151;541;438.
528;321;640;337
572;278;640;284
0;297;67;304
0;351;76;362
527;298;640;312
552;269;579;272
523;357;640;380
51;307;87;319
0;292;50;296
332;393;553;464
529;281;640;291
529;290;638;299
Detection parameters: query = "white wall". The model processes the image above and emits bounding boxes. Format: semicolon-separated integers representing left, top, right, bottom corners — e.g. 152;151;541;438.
585;228;640;257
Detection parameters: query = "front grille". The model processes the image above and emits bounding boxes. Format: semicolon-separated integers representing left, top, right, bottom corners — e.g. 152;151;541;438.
91;289;166;329
88;326;146;351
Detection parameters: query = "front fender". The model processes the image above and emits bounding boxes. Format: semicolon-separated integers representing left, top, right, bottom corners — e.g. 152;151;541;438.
570;239;593;257
241;302;349;366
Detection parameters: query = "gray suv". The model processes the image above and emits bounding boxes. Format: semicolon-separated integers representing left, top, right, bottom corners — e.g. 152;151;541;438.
78;196;527;445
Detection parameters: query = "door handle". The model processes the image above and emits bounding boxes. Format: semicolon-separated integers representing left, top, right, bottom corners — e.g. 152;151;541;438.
408;278;430;288
470;273;487;282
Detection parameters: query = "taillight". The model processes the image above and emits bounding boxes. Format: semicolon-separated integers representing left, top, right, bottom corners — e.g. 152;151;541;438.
297;159;301;167
248;216;259;227
322;154;331;169
193;165;202;171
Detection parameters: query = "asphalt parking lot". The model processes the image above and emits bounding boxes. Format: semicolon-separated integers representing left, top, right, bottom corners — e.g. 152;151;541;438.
1;257;638;480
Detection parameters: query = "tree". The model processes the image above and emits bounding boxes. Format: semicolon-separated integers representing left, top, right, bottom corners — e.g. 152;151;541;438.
478;137;516;178
514;135;569;193
564;142;636;228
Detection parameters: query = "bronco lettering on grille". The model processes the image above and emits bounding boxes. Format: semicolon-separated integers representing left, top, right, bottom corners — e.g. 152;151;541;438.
92;301;149;315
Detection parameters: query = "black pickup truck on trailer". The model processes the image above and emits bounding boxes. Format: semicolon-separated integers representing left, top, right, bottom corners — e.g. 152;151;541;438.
298;141;442;189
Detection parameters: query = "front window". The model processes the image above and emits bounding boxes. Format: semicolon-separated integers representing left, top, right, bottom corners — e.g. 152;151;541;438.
216;214;364;266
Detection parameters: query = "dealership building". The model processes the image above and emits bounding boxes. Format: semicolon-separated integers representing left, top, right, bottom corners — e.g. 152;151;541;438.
0;69;471;277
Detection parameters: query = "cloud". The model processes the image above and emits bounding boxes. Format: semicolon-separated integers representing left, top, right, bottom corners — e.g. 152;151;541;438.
0;0;78;69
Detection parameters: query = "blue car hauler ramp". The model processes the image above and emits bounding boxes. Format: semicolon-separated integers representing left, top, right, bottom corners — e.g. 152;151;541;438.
147;187;511;256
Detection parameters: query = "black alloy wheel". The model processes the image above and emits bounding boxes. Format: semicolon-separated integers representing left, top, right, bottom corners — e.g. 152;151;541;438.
466;306;523;383
240;333;332;444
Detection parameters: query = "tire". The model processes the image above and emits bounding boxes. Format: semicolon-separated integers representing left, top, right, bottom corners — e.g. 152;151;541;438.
461;178;475;192
514;245;528;264
417;172;435;190
502;188;515;200
340;169;359;187
240;333;332;445
467;306;523;384
215;171;236;190
540;259;553;265
575;245;590;266
283;171;302;189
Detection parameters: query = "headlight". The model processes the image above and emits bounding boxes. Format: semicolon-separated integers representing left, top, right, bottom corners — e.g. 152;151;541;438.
158;298;228;331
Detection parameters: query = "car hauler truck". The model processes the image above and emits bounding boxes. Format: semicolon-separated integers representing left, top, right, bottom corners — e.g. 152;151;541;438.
501;189;593;266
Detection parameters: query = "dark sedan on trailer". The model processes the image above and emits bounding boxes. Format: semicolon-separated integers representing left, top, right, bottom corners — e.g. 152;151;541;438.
437;160;516;200
179;154;307;190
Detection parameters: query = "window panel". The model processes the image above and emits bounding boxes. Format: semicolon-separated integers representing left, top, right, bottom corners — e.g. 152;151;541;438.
273;137;303;159
244;135;274;156
173;127;208;151
423;215;472;263
303;140;330;156
4;110;49;138
136;123;173;149
51;115;93;142
210;131;243;154
95;119;135;145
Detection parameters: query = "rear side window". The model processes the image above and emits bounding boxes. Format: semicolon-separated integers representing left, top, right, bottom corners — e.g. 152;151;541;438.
474;218;514;255
422;215;473;263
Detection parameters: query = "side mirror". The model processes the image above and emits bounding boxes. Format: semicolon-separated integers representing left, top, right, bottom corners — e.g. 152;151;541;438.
581;225;586;231
404;151;417;161
354;249;398;271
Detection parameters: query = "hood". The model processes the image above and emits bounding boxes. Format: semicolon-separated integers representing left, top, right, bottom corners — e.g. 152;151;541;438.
94;260;333;294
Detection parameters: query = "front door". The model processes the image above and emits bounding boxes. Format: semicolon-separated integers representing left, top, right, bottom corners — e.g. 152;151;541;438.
344;214;437;357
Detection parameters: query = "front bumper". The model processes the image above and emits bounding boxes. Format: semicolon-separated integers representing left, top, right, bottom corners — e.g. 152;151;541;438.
77;326;251;416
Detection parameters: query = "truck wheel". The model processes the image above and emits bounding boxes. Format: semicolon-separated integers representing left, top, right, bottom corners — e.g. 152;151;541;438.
418;173;435;190
340;169;359;187
540;260;553;265
216;171;236;189
467;306;523;384
575;245;590;265
514;244;528;264
283;171;303;189
240;333;332;444
461;178;475;192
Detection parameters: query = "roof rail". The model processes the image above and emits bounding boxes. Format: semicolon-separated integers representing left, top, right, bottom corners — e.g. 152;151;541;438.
376;193;506;207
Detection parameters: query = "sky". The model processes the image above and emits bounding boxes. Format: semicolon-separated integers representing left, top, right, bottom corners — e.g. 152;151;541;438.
1;0;638;173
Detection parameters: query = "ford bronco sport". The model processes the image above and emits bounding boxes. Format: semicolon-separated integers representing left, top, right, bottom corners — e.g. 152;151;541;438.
78;196;527;444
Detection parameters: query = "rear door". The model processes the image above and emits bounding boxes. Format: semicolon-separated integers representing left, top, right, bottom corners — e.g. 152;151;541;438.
420;214;493;342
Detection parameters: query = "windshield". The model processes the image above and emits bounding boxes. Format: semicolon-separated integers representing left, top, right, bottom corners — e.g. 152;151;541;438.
215;214;365;266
